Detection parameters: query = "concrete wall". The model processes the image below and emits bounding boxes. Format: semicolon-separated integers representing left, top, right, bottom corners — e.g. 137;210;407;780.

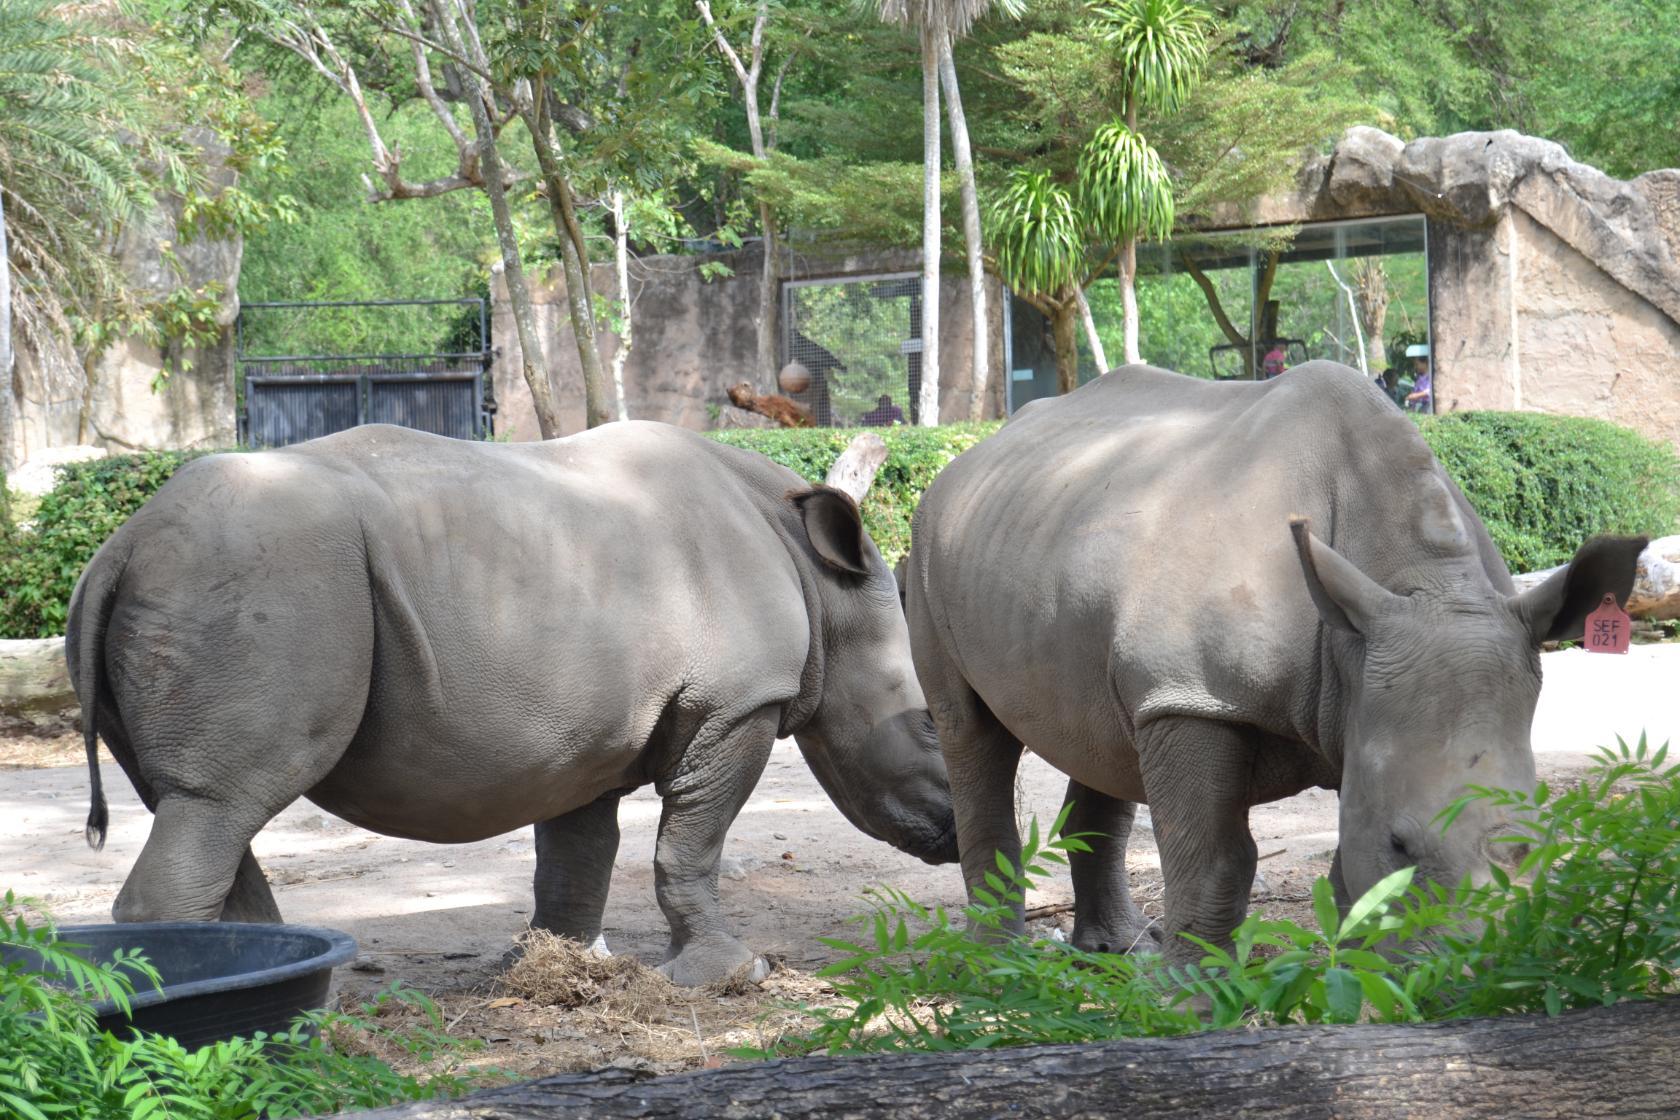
490;244;1008;440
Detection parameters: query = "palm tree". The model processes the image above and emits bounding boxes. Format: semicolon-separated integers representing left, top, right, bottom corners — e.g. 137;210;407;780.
989;128;1174;393
879;0;1016;426
1092;0;1211;364
1;0;146;471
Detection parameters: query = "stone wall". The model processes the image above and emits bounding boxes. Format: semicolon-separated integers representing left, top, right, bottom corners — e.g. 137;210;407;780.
489;244;1008;441
5;135;240;466
1202;127;1680;446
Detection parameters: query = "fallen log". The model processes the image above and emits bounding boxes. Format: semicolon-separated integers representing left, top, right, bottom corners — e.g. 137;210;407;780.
355;997;1680;1120
0;637;73;715
823;432;889;505
1512;534;1680;620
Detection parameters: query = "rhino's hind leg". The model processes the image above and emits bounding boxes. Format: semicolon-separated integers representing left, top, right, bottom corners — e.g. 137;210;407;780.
651;706;778;986
932;683;1026;939
113;796;275;923
1063;780;1159;953
220;847;283;923
1136;717;1259;965
529;793;624;953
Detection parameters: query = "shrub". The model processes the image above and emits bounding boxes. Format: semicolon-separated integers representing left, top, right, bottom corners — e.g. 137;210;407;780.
755;734;1679;1056
0;452;209;639
0;897;503;1118
1418;412;1680;572
705;424;1000;566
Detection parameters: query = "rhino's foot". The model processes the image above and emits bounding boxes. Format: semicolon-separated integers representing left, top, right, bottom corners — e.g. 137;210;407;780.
657;935;769;987
1071;917;1163;955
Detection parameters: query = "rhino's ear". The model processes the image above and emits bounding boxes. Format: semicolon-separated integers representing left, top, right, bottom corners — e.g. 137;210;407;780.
1290;518;1397;635
791;486;871;576
1512;535;1646;645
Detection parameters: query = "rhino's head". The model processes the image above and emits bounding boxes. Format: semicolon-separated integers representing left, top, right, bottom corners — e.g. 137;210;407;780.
1291;519;1645;906
785;487;959;865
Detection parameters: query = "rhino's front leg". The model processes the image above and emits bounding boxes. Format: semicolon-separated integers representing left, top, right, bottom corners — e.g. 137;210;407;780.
530;792;624;955
652;706;778;986
1136;717;1259;965
1063;780;1159;953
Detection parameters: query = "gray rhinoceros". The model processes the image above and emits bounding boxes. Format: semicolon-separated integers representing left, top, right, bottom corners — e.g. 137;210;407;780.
905;363;1643;961
67;421;957;984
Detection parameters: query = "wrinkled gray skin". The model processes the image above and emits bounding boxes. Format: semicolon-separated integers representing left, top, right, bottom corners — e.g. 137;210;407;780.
67;422;957;985
906;363;1644;961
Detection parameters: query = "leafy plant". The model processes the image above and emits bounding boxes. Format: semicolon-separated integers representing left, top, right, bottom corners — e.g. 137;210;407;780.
757;734;1679;1056
1418;411;1680;573
0;897;504;1119
0;452;211;639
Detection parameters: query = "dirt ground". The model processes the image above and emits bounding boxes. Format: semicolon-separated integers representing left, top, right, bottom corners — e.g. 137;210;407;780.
3;692;1631;1081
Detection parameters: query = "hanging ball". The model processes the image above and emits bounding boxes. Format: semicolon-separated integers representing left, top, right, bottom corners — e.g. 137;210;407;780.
778;361;812;394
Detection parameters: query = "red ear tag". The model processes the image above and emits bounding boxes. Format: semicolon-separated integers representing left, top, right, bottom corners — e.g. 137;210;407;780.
1583;594;1631;654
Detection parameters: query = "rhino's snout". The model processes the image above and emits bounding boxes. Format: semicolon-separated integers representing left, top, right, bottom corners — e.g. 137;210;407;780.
901;814;960;866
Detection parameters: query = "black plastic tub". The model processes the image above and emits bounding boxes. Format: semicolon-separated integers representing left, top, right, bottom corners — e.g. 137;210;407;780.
4;923;358;1049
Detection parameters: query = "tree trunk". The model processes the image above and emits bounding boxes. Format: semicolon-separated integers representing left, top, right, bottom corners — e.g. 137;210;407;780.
610;189;632;421
937;35;987;423
356;997;1680;1120
1354;258;1389;372
474;130;559;439
756;208;780;391
1051;298;1080;395
427;4;562;440
0;182;15;481
1077;286;1109;374
526;95;610;430
823;431;889;504
1512;534;1680;621
916;15;942;427
1119;237;1142;365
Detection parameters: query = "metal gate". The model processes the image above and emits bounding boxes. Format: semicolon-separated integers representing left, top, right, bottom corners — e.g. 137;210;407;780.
236;299;495;448
782;273;922;427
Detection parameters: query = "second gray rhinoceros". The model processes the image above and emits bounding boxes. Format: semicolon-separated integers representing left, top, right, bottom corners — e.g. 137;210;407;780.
67;422;957;985
905;363;1644;961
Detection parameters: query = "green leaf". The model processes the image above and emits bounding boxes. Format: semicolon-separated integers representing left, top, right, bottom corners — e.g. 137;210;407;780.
1311;876;1341;942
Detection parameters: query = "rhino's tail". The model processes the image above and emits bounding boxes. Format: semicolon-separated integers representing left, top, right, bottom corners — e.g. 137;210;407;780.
66;549;124;851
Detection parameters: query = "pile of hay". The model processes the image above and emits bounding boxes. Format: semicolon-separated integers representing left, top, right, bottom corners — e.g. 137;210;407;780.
499;930;678;1020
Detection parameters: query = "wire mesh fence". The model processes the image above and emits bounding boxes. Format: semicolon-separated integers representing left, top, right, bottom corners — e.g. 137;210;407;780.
782;274;921;427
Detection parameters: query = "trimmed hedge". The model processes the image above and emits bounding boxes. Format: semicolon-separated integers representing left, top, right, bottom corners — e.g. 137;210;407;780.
706;423;1000;565
1;412;1674;640
1417;412;1680;572
0;451;209;639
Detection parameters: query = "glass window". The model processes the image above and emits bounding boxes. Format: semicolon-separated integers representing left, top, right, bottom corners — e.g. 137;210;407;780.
1006;215;1431;411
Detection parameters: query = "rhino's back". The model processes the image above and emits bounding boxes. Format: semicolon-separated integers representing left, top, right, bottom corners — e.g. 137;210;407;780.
913;363;1463;764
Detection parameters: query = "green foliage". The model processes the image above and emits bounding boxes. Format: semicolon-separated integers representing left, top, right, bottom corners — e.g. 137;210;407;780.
706;423;1001;565
0;895;503;1118
1221;0;1680;177
1418;412;1680;573
0;452;207;639
1089;0;1213;115
758;735;1679;1056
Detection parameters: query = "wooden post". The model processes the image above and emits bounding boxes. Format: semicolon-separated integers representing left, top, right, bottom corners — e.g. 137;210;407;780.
823;432;889;504
0;638;74;715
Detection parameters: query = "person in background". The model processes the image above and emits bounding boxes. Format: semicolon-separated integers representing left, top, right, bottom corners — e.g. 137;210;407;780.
1261;347;1288;379
1378;367;1403;406
1404;344;1433;413
861;393;906;427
